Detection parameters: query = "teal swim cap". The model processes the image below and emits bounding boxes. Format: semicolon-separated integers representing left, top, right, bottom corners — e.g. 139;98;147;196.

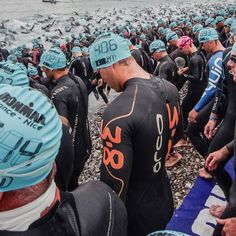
74;39;80;46
72;46;81;53
215;16;224;24
198;27;219;43
231;23;236;34
158;27;165;34
149;40;166;53
7;54;17;63
15;51;22;58
166;31;178;42
81;47;89;54
164;28;172;36
0;61;29;87
170;21;178;29
232;42;236;53
224;18;236;27
89;32;131;70
147;230;190;236
193;24;203;34
205;18;216;27
0;84;62;192
28;66;38;77
40;48;67;70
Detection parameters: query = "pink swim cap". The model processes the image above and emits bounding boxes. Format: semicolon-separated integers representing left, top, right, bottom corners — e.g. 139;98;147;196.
177;36;192;49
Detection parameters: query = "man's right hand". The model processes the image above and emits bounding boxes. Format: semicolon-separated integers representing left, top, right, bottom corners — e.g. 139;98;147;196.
204;119;217;140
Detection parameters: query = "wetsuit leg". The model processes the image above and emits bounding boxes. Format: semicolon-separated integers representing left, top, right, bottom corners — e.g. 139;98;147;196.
55;124;74;191
208;114;235;200
182;88;204;131
186;101;213;157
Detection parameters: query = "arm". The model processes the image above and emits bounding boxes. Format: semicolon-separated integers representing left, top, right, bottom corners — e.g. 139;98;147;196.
194;55;223;112
100;117;133;203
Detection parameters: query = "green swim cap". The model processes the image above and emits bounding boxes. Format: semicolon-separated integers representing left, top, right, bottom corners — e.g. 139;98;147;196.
89;32;131;70
40;48;67;70
149;40;166;53
198;27;219;43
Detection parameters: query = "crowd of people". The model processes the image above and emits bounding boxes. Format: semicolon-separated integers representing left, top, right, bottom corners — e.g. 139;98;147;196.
1;2;236;236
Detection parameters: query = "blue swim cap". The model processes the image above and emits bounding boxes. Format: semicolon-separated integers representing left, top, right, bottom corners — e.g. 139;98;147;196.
198;27;219;43
205;17;216;27
231;23;236;34
224;18;236;27
193;24;203;34
0;84;62;192
215;16;224;24
166;31;179;42
81;46;89;54
40;48;67;70
164;28;172;36
147;230;191;236
149;40;166;53
170;21;178;29
89;32;131;70
232;42;236;53
0;61;29;87
158;27;165;34
72;46;81;53
74;39;80;46
28;66;38;77
15;51;22;58
7;54;18;63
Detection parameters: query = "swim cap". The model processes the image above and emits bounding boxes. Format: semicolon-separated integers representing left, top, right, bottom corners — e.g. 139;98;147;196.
72;46;81;53
177;36;193;49
198;27;219;43
28;66;38;77
232;42;236;53
193;24;203;34
89;32;131;70
149;40;166;53
0;84;62;192
170;21;178;29
166;31;178;42
164;28;172;36
0;61;29;86
81;47;89;54
215;16;224;24
205;18;216;27
147;230;190;236
193;16;202;24
224;18;235;27
40;48;67;70
6;54;17;63
15;51;22;58
231;24;236;35
74;39;80;46
158;27;165;34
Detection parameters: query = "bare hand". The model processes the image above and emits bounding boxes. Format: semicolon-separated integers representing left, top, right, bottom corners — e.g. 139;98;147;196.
188;109;198;123
217;217;236;236
204;119;217;140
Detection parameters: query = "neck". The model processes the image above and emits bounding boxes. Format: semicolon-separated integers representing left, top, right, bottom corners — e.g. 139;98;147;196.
0;179;50;212
212;41;225;53
54;69;69;80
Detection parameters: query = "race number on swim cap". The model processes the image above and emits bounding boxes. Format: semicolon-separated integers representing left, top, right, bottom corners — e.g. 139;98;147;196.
0;84;62;192
198;27;219;43
0;61;29;87
40;48;67;70
89;32;131;70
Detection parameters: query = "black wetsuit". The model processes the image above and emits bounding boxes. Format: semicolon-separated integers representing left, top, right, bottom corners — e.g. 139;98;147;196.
100;77;183;236
131;48;154;74
181;50;207;130
153;55;179;86
0;181;127;236
69;56;93;93
50;74;91;191
55;124;74;191
29;78;50;97
0;48;9;61
207;47;236;201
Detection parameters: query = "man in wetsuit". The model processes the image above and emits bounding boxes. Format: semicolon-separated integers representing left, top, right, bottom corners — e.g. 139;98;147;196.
40;48;91;191
205;46;236;235
89;32;183;236
0;84;127;236
176;36;207;146
187;27;225;178
149;39;179;86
